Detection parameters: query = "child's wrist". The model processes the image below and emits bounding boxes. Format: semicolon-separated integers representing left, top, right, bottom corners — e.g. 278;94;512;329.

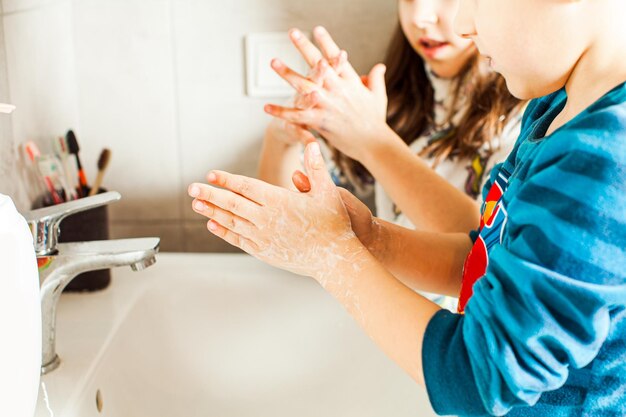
363;218;388;262
312;234;368;287
360;124;399;165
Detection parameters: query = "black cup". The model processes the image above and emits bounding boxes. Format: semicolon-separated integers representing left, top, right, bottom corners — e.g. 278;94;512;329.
33;187;111;292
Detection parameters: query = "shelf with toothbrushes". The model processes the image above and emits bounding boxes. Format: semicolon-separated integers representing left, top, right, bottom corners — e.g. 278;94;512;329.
23;129;114;292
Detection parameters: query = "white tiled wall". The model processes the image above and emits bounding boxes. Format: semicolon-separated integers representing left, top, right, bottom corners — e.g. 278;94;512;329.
0;2;29;212
3;0;79;161
0;0;397;251
71;0;181;222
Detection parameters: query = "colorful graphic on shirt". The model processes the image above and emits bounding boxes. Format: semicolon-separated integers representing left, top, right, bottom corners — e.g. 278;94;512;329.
465;154;490;199
458;170;510;313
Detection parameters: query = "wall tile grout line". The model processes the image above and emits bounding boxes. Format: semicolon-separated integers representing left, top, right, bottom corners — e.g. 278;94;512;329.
168;0;186;251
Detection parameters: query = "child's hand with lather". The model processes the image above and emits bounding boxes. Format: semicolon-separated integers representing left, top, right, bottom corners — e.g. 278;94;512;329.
265;26;390;164
189;142;368;286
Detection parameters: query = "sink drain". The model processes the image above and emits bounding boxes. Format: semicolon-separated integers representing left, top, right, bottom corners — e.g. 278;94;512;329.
96;389;103;413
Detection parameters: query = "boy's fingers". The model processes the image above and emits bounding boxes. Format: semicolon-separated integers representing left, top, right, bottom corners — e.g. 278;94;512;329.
188;182;262;223
193;199;257;238
206;219;259;255
204;171;274;205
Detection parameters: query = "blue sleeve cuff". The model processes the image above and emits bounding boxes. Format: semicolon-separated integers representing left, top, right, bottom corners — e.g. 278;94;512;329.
423;309;488;416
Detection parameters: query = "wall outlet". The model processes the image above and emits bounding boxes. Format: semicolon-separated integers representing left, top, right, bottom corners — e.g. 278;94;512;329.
245;32;309;98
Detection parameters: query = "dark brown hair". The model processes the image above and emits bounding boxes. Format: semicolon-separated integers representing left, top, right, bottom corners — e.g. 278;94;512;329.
330;25;524;187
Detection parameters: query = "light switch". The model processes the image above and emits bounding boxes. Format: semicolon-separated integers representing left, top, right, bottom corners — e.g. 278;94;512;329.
245;32;310;98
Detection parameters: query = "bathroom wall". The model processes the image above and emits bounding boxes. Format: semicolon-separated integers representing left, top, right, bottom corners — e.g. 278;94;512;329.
0;2;28;212
0;0;397;252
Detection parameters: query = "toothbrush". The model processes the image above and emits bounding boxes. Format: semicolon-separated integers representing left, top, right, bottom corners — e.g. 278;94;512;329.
47;155;75;202
34;154;64;205
88;149;111;196
66;130;89;197
52;136;78;200
24;141;63;205
24;141;40;165
18;142;45;203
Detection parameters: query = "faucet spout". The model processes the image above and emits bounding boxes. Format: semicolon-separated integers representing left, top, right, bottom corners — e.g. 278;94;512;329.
39;237;160;374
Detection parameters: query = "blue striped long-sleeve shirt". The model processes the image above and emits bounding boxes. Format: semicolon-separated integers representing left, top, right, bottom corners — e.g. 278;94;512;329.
422;82;626;416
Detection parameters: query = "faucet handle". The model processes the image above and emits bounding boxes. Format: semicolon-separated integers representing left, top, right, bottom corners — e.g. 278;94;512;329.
23;191;121;256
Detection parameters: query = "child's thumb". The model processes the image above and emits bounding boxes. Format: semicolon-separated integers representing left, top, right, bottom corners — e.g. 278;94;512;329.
303;141;333;193
291;170;311;193
367;64;387;98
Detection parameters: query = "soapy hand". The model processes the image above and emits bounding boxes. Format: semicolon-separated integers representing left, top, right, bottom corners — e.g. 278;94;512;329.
291;170;378;252
265;117;316;147
264;52;334;147
188;142;366;283
265;26;389;163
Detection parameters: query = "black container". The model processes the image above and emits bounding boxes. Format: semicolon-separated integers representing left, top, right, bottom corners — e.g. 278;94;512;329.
34;188;111;292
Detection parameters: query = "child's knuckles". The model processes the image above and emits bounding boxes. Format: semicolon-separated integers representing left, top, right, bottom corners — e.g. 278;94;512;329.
226;197;240;214
237;178;252;196
202;203;215;217
201;187;214;203
241;238;261;255
227;216;237;231
255;238;270;253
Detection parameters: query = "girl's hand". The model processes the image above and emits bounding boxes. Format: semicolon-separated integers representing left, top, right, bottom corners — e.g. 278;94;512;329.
188;142;365;283
264;53;333;147
287;27;352;79
266;27;389;163
265;117;316;147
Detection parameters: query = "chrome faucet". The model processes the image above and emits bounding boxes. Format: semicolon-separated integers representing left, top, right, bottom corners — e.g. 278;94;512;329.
23;192;160;374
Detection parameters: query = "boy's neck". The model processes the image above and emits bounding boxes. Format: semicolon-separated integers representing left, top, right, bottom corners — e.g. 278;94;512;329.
547;25;626;136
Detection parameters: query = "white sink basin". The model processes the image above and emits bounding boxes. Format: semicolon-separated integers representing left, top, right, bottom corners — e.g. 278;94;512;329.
35;253;437;417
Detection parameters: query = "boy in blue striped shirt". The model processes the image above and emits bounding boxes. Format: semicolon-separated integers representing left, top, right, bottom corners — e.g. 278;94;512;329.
188;0;626;415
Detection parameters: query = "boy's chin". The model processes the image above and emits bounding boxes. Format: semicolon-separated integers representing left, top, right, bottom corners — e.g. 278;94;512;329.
500;72;566;100
502;76;560;101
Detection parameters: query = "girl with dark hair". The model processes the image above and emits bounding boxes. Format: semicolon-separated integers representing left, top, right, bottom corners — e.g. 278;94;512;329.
259;1;524;310
259;1;524;236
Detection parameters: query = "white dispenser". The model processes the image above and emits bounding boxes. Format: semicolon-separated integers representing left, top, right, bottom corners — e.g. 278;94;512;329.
0;193;41;417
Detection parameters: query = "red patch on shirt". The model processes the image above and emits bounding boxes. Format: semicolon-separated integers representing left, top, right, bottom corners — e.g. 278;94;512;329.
458;176;509;313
